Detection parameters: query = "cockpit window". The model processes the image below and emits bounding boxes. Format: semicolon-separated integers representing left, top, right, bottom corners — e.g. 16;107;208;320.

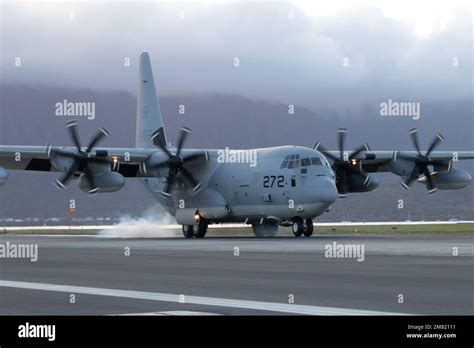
281;155;320;169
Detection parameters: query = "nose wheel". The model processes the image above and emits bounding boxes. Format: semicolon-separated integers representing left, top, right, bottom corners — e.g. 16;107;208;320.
292;218;314;237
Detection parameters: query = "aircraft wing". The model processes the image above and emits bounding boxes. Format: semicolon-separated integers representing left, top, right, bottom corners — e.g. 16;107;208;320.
325;150;474;173
0;145;156;177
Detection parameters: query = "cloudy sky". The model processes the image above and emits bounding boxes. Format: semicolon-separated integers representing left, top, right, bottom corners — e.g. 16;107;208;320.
1;0;472;110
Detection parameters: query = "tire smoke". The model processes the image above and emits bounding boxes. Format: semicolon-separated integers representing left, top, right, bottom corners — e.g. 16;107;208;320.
99;205;179;238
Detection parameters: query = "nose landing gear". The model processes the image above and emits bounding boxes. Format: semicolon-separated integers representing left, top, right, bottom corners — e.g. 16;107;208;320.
292;217;314;237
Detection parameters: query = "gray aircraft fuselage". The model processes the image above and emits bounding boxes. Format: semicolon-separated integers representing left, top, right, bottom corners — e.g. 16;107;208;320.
143;145;338;225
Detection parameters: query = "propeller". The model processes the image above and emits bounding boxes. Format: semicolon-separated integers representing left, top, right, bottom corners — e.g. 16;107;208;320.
395;128;444;194
148;126;208;197
313;128;371;197
47;120;110;194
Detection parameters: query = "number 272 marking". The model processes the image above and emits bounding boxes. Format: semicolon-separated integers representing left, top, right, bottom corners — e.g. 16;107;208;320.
263;175;284;188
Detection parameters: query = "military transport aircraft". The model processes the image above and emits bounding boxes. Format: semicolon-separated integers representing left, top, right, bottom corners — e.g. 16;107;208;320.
0;52;473;238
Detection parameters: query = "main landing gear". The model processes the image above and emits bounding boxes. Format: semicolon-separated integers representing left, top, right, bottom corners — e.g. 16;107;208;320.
252;222;278;237
182;219;208;239
292;217;314;237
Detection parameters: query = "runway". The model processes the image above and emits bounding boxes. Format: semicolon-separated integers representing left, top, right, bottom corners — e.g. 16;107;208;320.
0;233;472;315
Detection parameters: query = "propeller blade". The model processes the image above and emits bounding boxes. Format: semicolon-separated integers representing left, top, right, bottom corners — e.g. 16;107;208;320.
409;128;421;155
176;126;191;157
349;143;369;160
363;174;372;187
156;141;173;158
312;140;320;150
66;121;82;151
395;152;417;162
426;133;444;157
313;142;339;162
346;165;370;186
162;175;176;197
338;171;348;193
48;147;75;159
423;167;436;192
83;165;99;194
180;167;201;191
401;168;419;189
86;127;109;153
55;163;78;189
337;128;347;159
183;151;209;164
148;159;171;171
346;164;363;175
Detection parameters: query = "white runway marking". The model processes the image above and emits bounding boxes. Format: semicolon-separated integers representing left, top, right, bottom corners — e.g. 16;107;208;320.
117;310;220;316
0;280;409;316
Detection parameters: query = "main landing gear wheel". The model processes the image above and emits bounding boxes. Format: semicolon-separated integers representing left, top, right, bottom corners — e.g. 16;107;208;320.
292;218;304;237
303;219;314;237
192;219;208;238
182;225;194;239
182;219;208;238
252;223;278;237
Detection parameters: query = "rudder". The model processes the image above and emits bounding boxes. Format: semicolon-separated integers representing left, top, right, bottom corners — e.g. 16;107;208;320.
136;52;167;148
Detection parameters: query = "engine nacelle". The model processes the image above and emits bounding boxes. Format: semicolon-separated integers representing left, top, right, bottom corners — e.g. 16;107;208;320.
78;171;125;193
0;167;8;186
418;169;471;190
347;174;379;192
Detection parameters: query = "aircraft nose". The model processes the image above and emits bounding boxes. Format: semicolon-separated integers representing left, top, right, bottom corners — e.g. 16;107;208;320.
315;176;338;203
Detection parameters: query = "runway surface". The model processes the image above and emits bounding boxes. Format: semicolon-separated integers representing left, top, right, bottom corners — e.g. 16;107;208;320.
0;233;472;315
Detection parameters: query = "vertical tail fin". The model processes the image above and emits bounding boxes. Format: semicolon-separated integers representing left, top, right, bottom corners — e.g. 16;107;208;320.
136;52;167;148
